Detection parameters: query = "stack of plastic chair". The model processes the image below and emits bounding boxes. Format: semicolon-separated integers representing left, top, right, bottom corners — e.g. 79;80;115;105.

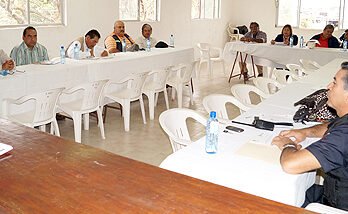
197;43;225;78
299;59;322;72
231;84;270;106
253;77;284;95
273;68;300;85
286;63;307;76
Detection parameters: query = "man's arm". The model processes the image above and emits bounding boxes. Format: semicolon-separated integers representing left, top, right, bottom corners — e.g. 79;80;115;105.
279;122;329;143
105;36;120;54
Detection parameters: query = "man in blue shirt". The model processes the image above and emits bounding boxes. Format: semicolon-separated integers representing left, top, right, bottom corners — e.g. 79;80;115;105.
272;62;348;211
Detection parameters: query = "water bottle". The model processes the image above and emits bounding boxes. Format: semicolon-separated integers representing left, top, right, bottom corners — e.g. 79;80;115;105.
0;70;8;76
146;38;151;52
122;39;126;52
170;34;174;47
206;111;219;154
343;40;347;52
74;43;79;60
289;36;293;47
299;36;304;48
60;46;65;64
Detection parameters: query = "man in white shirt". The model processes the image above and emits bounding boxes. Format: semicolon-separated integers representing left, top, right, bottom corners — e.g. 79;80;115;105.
135;24;157;49
0;49;15;71
66;29;108;59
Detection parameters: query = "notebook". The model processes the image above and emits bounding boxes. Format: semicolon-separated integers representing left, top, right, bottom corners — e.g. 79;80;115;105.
0;143;13;156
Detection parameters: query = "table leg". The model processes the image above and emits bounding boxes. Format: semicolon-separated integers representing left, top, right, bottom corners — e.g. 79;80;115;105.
228;51;241;82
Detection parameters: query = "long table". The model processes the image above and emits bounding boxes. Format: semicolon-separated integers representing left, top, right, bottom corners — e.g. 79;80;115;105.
0;119;315;213
0;47;194;115
160;58;347;207
223;42;348;67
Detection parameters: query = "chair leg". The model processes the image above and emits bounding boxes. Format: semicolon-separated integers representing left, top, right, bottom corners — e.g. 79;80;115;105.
139;96;147;124
154;92;159;107
39;125;46;132
97;108;105;139
123;101;130;132
171;87;176;101
188;82;194;105
198;61;203;79
52;119;60;137
148;92;155;120
72;112;82;143
208;60;213;79
83;113;89;130
50;123;54;135
222;60;226;75
163;89;169;109
177;85;183;108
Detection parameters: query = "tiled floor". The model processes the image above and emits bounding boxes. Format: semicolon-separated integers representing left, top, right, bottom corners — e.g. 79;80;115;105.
58;63;251;166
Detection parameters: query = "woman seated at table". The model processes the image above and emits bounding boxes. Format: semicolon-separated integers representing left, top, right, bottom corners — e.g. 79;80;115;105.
271;24;298;46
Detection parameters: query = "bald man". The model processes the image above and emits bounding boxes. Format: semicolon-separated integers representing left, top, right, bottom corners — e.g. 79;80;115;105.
104;20;136;53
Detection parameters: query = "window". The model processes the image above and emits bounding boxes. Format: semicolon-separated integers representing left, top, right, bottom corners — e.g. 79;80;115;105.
119;0;159;21
0;0;65;27
191;0;221;19
277;0;348;29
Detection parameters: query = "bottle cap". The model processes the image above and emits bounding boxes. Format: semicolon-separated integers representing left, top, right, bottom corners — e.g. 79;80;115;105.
61;46;64;49
210;111;216;118
75;43;78;46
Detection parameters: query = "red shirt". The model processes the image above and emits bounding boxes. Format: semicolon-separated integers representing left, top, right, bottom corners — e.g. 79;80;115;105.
316;33;329;48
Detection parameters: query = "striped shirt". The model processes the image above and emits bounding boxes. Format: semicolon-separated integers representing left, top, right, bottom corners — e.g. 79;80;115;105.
104;32;135;52
244;31;267;43
10;42;49;66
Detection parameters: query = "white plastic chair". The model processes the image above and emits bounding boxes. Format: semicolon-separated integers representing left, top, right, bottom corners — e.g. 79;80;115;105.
197;43;225;78
203;94;252;121
167;61;197;108
58;80;108;143
252;77;284;94
273;68;300;85
104;72;148;132
143;67;171;120
159;108;207;153
300;59;322;71
286;63;307;76
305;203;347;214
3;88;64;136
227;23;241;42
231;84;270;106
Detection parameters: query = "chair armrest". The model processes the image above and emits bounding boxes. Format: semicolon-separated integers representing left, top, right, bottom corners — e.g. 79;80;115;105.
62;86;84;94
170;137;192;147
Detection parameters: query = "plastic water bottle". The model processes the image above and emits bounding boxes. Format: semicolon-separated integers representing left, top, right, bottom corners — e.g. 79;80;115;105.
122;39;126;52
343;40;347;52
206;111;219;154
60;46;65;64
74;43;79;60
146;38;151;52
170;34;174;47
299;36;304;48
0;70;8;76
289;36;293;47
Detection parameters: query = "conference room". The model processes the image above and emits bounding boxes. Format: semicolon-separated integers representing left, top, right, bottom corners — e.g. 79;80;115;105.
0;0;348;213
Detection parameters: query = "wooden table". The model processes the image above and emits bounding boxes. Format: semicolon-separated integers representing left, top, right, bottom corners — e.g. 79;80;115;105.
0;119;316;213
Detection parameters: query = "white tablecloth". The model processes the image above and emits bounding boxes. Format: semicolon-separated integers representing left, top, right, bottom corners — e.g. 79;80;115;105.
223;42;348;66
160;58;347;207
0;47;194;115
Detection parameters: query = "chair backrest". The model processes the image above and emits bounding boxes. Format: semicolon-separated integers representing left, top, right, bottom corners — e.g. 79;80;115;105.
273;68;299;85
80;80;109;111
148;67;171;91
32;88;65;123
181;60;198;83
286;64;306;76
159;108;207;152
299;59;321;71
252;77;284;94
197;43;210;59
203;94;251;119
231;84;269;105
126;71;149;98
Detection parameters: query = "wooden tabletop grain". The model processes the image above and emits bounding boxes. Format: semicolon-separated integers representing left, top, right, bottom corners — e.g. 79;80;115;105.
0;119;316;214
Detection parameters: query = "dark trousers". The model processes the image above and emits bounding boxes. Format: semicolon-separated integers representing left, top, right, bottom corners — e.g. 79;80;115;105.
301;184;324;208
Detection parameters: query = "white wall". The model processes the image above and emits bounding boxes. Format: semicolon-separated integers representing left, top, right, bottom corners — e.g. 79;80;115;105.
0;0;234;58
229;0;345;43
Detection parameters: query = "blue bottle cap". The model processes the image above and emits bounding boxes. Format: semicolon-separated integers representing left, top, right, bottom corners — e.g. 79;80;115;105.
75;43;78;46
210;111;216;118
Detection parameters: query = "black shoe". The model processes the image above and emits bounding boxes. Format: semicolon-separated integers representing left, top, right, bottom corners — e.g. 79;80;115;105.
258;73;263;77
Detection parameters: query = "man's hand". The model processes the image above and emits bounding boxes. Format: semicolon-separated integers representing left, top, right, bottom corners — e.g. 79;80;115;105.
279;129;307;143
271;135;302;151
240;37;247;42
101;50;108;57
2;60;15;71
271;40;276;45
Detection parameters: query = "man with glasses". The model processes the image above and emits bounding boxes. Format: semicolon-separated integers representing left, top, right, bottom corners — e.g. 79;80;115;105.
240;22;267;78
10;26;49;66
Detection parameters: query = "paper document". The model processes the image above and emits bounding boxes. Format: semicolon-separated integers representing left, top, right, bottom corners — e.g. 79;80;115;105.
0;142;13;156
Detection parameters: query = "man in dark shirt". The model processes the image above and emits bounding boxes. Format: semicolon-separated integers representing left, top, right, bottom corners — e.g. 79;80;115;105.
272;62;348;211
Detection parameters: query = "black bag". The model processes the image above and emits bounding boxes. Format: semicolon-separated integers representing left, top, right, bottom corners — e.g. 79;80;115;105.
155;41;169;48
293;89;337;123
236;25;248;35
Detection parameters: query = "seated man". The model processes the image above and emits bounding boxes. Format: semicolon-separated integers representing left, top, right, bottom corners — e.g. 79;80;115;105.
310;24;340;48
271;62;348;211
66;29;108;59
10;26;49;66
0;49;15;71
135;24;157;49
104;20;136;53
240;22;267;77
